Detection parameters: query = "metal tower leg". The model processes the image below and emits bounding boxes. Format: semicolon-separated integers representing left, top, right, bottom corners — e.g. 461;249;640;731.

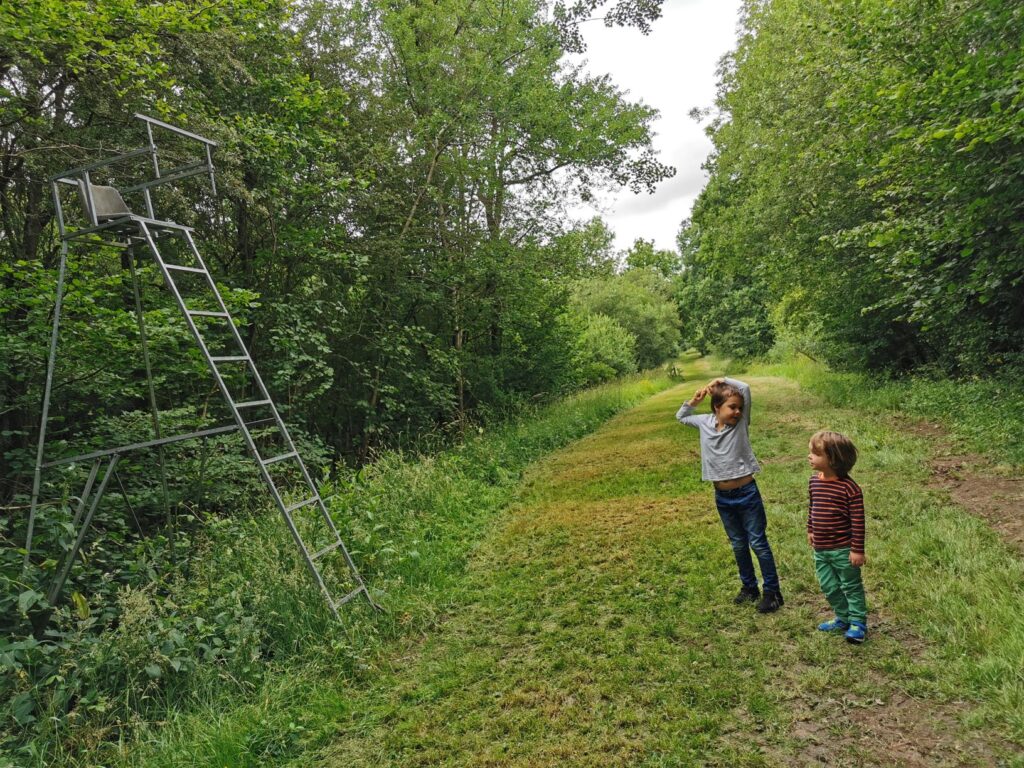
24;241;70;572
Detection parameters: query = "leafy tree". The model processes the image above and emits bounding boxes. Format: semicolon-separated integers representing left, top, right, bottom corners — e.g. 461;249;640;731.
569;312;638;386
555;217;619;276
0;0;689;757
675;220;773;360
624;237;681;276
1;0;676;479
687;0;1024;374
572;269;681;369
327;0;674;446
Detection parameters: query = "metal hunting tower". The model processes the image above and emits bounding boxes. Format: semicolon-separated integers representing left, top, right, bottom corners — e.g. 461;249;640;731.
26;114;377;620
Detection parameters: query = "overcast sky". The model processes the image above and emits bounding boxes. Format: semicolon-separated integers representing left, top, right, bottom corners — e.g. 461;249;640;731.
569;0;742;254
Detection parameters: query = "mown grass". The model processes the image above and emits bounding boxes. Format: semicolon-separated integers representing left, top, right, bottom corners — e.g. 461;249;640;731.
41;354;1024;766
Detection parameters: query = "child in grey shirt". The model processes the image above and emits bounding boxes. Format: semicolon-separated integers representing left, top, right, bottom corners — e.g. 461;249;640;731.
677;377;783;612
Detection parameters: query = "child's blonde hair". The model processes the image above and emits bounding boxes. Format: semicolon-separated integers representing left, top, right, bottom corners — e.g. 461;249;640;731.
811;430;858;477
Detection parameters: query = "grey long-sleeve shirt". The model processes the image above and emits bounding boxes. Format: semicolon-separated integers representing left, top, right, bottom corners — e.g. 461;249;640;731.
675;377;761;482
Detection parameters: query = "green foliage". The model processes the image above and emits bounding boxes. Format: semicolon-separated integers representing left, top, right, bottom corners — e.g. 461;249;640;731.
1;0;681;760
569;312;638;386
553;217;619;276
1;0;676;484
761;354;1024;468
572;269;681;369
1;369;674;765
687;0;1024;374
624;237;681;277
674;239;774;361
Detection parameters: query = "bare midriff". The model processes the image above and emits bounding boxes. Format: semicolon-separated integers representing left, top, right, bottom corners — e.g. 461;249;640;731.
713;474;754;491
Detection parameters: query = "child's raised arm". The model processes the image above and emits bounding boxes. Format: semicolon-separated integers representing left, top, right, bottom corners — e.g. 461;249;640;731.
676;385;710;426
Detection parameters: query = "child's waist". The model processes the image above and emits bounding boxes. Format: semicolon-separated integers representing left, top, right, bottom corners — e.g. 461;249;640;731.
713;475;755;493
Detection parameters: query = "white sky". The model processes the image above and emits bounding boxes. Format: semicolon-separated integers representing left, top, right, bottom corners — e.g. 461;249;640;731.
569;0;742;254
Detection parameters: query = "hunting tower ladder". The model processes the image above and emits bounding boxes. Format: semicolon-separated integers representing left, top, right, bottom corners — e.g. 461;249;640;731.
26;114;377;621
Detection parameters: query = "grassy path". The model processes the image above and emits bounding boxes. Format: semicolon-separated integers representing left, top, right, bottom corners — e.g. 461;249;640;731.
313;359;1023;767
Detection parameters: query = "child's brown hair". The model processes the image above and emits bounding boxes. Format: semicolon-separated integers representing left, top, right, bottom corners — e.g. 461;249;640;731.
709;382;742;414
811;430;858;477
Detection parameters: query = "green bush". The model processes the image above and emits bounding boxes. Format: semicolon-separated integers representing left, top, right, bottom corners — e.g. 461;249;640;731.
570;313;637;386
572;270;681;369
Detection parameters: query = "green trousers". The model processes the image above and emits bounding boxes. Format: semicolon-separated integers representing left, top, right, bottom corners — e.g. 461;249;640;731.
813;547;867;625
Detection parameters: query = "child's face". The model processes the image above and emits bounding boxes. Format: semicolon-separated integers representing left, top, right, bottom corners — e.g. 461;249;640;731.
808;440;831;474
716;395;744;426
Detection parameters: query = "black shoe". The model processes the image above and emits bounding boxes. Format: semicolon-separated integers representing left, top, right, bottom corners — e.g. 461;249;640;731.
733;585;760;605
756;590;784;613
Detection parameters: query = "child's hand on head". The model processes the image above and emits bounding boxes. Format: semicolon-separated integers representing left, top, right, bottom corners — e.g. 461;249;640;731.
850;552;865;567
688;386;708;406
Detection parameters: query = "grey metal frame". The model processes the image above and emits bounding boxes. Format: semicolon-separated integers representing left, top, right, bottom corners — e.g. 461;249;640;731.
27;114;377;622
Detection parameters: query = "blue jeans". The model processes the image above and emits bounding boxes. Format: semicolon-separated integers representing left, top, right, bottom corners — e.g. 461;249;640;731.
714;480;780;593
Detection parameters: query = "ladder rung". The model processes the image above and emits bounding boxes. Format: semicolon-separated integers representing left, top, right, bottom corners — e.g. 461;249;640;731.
235;399;271;409
211;355;249;363
262;451;298;466
311;541;342;561
245;416;277;427
285;497;318;513
163;264;207;274
188;310;229;318
333;586;365;608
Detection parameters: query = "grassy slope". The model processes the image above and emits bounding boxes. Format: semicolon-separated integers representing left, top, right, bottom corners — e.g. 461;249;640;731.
311;358;1023;767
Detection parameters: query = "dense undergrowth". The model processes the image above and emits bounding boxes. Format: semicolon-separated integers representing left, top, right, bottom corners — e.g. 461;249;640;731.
1;367;677;766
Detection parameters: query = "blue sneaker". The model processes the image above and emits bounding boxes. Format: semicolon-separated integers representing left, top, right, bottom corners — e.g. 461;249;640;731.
818;617;849;632
845;622;867;644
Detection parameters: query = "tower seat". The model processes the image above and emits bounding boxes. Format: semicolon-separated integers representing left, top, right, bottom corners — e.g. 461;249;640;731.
77;181;132;224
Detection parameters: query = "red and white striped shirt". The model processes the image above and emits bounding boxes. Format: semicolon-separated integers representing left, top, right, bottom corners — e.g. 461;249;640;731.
807;474;865;554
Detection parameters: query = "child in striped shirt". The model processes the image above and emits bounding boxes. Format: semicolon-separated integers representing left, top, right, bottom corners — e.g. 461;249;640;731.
807;430;868;644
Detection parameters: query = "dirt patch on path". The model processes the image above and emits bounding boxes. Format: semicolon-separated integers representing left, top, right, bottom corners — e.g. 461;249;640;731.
786;684;999;767
930;457;1024;552
763;593;1003;767
910;421;1024;553
778;609;1000;767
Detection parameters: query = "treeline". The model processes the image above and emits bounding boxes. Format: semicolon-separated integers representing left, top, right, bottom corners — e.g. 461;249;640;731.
680;0;1024;374
1;0;681;496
